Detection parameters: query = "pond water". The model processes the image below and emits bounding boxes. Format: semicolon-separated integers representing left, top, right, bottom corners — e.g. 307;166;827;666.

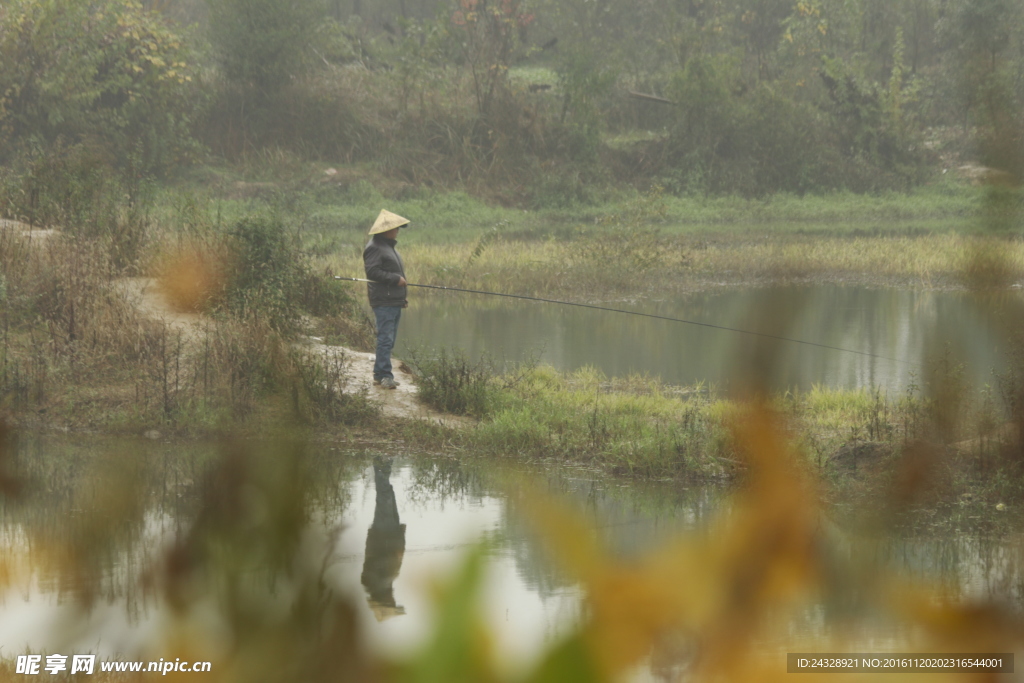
2;437;1023;679
399;285;1024;393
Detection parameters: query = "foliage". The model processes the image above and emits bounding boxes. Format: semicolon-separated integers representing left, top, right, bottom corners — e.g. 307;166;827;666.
565;186;674;289
219;211;365;333
0;247;374;430
818;54;927;184
225;213;298;312
204;0;365;158
554;46;618;159
0;142;153;276
289;346;380;424
659;52;930;196
446;0;535;119
3;0;1023;200
464;365;726;478
407;346;500;417
206;0;327;98
202;75;380;161
0;0;198;174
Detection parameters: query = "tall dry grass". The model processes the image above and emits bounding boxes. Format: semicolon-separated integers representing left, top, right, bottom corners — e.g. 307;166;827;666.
320;231;1023;300
0;212;376;430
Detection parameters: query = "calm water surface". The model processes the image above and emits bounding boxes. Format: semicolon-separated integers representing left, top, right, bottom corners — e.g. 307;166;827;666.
399;285;1024;392
2;437;1023;679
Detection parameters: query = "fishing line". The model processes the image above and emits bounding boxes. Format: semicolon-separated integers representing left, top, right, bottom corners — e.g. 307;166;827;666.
335;276;909;365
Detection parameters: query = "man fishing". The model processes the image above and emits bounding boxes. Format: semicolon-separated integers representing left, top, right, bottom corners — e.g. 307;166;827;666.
363;209;410;389
339;229;895;371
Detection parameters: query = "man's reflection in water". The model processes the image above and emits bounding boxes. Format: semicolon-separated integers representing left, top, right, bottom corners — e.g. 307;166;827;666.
361;457;407;620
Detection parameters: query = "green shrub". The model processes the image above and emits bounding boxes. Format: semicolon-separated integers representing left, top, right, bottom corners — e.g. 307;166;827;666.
289;347;379;424
409;347;498;417
217;211;373;342
222;213;297;325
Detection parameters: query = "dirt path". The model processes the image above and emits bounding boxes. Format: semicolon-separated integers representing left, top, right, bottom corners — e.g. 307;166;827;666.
113;276;462;424
114;277;207;342
0;218;59;242
5;218;454;424
302;340;469;425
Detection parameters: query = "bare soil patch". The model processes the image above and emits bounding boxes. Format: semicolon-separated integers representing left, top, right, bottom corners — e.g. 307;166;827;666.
113;277;206;341
301;340;470;426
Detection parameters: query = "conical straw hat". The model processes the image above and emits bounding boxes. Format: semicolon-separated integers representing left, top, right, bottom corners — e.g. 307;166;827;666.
368;209;410;235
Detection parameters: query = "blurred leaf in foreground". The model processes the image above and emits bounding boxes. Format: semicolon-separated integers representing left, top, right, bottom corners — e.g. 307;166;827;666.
516;403;1022;682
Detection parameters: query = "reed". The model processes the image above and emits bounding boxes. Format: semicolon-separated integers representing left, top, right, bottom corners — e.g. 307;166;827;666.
318;230;1024;303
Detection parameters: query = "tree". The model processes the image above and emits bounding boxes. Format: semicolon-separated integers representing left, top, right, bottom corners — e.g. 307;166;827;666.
733;0;793;81
447;0;534;118
936;0;1023;130
206;0;327;99
0;0;197;171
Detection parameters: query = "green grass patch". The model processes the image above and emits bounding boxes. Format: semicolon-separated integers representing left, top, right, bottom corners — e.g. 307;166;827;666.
406;352;1018;494
156;163;1017;249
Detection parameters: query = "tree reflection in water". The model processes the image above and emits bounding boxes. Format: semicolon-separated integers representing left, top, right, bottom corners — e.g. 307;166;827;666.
361;457;407;620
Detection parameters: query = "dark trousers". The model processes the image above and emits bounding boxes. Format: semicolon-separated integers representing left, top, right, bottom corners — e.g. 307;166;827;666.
372;305;402;380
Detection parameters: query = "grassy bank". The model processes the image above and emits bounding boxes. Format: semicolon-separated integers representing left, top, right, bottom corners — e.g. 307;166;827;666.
328;230;1024;298
2;159;1023;467
403;348;1024;505
167;165;1009;244
151;166;1022;298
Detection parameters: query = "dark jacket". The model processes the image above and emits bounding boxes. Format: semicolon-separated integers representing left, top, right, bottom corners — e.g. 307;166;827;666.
363;235;407;307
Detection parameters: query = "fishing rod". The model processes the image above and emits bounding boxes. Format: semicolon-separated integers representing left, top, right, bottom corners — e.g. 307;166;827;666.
334;276;907;365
